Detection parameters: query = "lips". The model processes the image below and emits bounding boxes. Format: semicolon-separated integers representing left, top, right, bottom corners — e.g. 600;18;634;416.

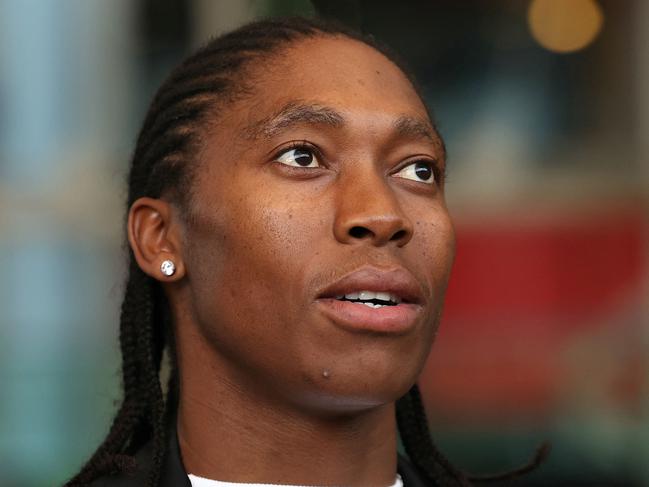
316;266;424;304
314;266;425;334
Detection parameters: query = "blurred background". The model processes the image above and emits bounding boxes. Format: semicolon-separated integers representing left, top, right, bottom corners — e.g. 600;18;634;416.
0;0;647;485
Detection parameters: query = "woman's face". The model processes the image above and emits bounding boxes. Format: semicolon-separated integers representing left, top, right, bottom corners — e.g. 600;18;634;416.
177;36;455;413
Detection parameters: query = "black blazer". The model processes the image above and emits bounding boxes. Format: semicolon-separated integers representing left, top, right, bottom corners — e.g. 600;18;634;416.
89;425;433;487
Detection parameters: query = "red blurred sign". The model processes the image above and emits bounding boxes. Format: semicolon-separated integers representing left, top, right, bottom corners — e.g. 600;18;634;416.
423;207;648;421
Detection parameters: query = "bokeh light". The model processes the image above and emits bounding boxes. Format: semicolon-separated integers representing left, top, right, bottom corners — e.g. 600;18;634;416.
528;0;604;53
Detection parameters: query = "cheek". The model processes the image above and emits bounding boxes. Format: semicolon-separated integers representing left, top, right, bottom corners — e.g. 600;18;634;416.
411;203;456;280
185;180;327;359
223;187;326;292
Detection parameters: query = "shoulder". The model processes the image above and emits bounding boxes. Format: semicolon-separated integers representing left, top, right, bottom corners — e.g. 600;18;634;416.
88;472;146;487
85;445;152;487
82;424;192;487
85;438;429;486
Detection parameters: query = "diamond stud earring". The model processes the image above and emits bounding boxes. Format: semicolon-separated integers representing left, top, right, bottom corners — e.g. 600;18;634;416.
160;259;176;277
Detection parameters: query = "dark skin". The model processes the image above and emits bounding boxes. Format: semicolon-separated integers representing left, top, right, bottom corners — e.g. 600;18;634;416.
128;36;455;486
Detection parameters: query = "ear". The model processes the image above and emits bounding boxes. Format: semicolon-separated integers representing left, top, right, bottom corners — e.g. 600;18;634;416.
127;197;186;282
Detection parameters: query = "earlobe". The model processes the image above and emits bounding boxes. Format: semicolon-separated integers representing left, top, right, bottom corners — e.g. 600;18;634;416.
127;197;185;281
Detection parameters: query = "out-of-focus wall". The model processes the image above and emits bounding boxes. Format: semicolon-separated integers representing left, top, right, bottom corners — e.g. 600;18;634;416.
402;1;648;484
0;1;646;485
0;1;136;485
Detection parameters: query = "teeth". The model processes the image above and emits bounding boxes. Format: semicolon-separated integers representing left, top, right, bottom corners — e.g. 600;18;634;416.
340;290;401;304
374;291;392;302
357;291;374;301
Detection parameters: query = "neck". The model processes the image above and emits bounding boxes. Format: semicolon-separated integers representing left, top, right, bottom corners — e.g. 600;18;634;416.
177;365;398;486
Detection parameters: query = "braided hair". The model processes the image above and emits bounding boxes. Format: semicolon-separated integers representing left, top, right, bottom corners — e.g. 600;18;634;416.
65;16;523;487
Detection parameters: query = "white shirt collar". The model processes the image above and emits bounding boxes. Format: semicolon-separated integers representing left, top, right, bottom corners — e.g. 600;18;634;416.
188;473;404;487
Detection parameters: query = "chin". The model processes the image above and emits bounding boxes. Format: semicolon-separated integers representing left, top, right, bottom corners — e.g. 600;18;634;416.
290;358;421;417
295;385;413;418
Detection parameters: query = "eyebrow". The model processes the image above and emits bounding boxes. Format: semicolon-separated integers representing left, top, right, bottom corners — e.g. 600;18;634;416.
394;115;447;162
245;101;344;139
244;100;444;157
393;115;437;144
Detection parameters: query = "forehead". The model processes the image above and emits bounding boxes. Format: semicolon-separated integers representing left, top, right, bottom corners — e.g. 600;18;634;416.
240;35;431;128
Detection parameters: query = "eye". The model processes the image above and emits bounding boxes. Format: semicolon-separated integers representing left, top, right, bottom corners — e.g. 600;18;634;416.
394;160;436;184
275;146;320;168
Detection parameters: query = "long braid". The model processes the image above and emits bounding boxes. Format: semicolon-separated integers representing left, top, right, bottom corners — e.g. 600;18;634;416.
397;385;472;487
397;385;550;485
137;273;166;486
67;17;477;486
67;263;156;484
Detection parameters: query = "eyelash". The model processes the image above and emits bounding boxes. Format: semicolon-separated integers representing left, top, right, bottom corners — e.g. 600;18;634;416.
272;142;441;185
272;141;320;161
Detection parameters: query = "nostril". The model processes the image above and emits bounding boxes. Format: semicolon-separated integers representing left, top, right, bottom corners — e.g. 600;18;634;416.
391;229;407;241
349;226;372;239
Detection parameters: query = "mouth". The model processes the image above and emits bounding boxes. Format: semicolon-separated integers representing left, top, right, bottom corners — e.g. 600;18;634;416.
333;290;404;308
314;266;425;334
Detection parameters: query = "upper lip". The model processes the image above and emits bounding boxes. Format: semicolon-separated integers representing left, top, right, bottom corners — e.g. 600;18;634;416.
316;265;425;304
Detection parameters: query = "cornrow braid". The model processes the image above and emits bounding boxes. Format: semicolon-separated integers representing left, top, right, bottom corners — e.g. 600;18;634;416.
67;16;475;486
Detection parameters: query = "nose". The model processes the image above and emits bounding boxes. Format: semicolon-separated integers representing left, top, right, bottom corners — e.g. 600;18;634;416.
333;170;414;247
